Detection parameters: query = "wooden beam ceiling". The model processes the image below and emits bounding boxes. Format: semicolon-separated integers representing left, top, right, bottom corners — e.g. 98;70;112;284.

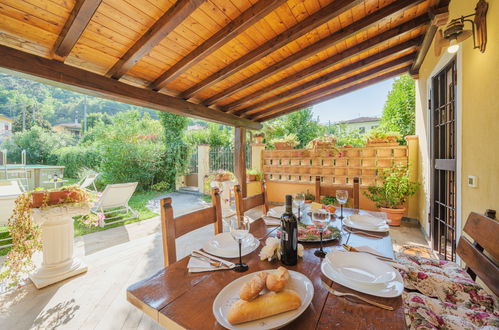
179;0;364;99
225;15;429;113
410;1;450;76
0;45;261;130
106;0;204;80
149;0;289;91
53;0;102;59
234;39;420;117
258;65;411;122
249;55;415;121
204;0;426;106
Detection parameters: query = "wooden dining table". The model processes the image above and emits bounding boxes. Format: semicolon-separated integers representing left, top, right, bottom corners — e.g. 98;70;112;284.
127;208;406;329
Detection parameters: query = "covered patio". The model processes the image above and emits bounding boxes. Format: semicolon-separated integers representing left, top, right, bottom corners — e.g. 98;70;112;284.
0;0;498;329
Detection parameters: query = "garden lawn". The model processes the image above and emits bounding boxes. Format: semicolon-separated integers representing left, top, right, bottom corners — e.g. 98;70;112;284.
0;190;162;257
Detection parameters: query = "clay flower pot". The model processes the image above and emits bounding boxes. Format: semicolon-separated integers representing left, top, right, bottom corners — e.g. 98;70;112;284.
254;136;264;144
247;174;256;181
380;207;406;226
31;191;83;208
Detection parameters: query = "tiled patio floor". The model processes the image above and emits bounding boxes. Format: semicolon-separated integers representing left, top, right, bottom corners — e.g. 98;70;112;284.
0;210;431;330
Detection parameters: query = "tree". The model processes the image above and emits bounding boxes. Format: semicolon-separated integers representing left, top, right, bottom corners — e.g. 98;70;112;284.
380;74;416;140
185;122;233;148
159;112;189;191
12;104;52;132
84;112;112;130
263;108;322;148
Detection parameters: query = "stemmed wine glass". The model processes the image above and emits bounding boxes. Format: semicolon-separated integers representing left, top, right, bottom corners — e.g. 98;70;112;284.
336;190;348;222
294;192;305;222
228;215;251;272
312;208;331;258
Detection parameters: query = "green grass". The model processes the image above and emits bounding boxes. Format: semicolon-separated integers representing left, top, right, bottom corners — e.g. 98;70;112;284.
0;190;164;256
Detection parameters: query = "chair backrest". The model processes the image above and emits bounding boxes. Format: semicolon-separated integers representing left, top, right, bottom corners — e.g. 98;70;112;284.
315;176;360;209
95;182;138;210
160;188;222;267
0;180;23;196
456;212;499;296
80;172;99;190
0;194;18;226
234;181;268;217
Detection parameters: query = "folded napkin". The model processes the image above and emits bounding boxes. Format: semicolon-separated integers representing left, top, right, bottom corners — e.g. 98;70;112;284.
266;206;284;218
262;216;281;226
188;251;235;273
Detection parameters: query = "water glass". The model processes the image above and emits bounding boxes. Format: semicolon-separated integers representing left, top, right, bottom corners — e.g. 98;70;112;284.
228;215;251;272
312;208;331;258
336;190;349;221
294;192;306;221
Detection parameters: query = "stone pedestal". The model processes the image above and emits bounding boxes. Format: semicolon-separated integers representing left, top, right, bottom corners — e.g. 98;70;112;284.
29;205;89;289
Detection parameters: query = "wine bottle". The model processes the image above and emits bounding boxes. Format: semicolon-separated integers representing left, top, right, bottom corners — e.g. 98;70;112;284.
280;194;298;266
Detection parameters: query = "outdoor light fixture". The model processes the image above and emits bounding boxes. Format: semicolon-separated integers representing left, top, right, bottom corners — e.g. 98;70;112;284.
434;0;488;56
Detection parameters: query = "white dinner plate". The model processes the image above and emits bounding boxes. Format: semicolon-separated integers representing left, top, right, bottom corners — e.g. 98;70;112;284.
213;270;314;329
326;251;397;284
344;216;389;232
321;260;403;298
203;232;259;258
348;214;387;227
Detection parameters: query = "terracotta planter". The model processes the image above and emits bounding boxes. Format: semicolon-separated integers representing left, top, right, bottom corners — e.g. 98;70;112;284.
367;136;399;146
214;173;232;181
381;207;406;226
254;136;264;144
247;174;256;181
274;142;294;150
31;191;83;208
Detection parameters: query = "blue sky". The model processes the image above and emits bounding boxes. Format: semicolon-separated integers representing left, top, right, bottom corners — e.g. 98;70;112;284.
311;78;395;124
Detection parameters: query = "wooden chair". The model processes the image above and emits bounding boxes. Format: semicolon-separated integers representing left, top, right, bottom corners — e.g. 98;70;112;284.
315;176;360;209
234;181;269;217
456;211;499;296
160;188;223;267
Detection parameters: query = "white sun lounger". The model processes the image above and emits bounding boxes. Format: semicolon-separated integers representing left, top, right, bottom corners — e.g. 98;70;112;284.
78;171;100;192
91;182;139;227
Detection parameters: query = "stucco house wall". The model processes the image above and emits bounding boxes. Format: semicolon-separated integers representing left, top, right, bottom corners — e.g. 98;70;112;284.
414;0;499;241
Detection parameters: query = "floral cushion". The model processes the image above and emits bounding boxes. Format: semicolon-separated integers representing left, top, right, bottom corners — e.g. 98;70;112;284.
396;253;471;281
404;292;499;330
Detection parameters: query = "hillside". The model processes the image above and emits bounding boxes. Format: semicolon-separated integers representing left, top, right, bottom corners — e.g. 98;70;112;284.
0;73;158;127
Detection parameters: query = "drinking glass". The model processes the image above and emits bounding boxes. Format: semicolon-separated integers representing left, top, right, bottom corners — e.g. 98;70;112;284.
294;192;306;221
228;215;251;272
312;208;331;258
336;190;349;221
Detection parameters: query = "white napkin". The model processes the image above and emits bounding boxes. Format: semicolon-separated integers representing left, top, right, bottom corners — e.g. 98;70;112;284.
188;251;235;273
262;216;281;226
266;206;284;218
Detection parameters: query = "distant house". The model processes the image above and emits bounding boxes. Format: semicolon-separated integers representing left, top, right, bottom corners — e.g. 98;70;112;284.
0;114;13;142
341;117;380;134
53;122;82;137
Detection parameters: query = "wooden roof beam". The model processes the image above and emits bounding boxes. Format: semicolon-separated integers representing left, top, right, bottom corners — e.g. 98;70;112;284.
204;0;426;106
410;0;450;77
53;0;102;59
258;65;411;122
179;0;364;99
150;0;289;91
227;15;428;114
106;0;204;79
0;45;260;130
248;56;415;121
234;39;420;117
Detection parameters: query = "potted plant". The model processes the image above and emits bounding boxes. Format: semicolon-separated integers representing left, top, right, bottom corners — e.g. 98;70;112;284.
253;132;265;144
306;135;337;150
363;164;419;226
304;191;315;203
213;169;233;182
0;186;101;287
270;134;299;150
246;168;259;181
366;128;402;146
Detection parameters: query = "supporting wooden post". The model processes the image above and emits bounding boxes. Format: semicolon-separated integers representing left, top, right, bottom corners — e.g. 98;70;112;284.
234;127;247;198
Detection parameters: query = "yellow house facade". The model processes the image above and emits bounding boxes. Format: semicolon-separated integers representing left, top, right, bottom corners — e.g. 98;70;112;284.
414;0;498;258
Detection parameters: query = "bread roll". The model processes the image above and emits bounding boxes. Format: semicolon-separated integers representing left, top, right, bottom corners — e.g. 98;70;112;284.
239;272;268;301
227;289;301;325
266;266;290;292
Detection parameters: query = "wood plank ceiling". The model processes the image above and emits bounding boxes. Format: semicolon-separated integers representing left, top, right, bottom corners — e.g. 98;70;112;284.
0;0;447;129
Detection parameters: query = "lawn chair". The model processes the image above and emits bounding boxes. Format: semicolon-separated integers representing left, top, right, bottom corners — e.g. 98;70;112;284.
78;171;100;192
0;180;23;247
91;182;139;227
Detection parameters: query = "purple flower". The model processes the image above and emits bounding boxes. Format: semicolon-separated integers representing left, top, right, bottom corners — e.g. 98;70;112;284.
439;260;449;266
411;296;425;304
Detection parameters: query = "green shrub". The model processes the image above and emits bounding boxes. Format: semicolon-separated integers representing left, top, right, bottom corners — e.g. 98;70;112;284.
151;181;169;192
54;146;102;178
321;195;337;205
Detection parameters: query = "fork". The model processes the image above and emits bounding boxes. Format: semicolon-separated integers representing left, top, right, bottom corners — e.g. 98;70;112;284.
190;252;225;268
321;281;394;311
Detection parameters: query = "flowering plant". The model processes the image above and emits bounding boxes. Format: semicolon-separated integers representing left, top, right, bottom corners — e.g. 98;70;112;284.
0;185;101;287
259;237;304;261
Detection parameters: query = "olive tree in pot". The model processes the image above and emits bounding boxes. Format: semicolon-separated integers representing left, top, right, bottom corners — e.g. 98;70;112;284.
363;164;419;226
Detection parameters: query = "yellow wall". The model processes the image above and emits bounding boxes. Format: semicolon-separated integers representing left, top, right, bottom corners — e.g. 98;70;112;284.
415;0;499;235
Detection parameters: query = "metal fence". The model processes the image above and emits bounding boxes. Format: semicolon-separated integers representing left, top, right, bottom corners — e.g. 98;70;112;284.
209;145;251;172
188;151;198;173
